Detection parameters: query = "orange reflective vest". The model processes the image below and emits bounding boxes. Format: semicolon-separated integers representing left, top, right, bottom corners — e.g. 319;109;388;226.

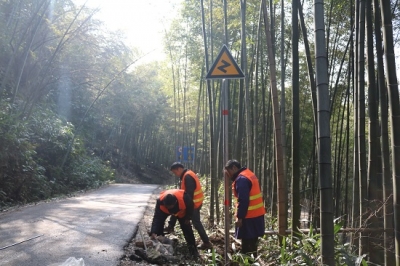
159;189;187;218
181;170;204;209
232;169;266;218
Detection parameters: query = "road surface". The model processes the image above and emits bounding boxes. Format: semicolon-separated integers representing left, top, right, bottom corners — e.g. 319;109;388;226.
0;184;159;266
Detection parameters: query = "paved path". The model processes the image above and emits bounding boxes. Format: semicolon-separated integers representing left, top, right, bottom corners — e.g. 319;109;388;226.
0;184;159;266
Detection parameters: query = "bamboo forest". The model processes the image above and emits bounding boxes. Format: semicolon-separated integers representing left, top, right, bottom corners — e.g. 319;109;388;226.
1;0;400;265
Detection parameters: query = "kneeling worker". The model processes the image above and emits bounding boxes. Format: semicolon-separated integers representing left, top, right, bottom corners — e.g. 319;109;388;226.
150;189;199;257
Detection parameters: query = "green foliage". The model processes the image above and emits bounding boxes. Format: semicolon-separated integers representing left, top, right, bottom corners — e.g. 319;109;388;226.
0;0;175;208
228;252;258;265
276;221;368;266
204;247;222;265
0;105;50;205
68;156;114;189
0;103;115;208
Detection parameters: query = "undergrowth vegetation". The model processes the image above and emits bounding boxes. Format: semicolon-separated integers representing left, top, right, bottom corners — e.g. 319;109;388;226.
168;176;367;265
0;107;115;208
203;211;366;265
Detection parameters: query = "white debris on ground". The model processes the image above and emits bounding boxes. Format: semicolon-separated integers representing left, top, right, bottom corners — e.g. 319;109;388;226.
120;188;184;265
119;187;202;265
133;233;179;264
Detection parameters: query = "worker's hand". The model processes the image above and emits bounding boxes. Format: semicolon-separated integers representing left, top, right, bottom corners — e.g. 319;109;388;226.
235;218;243;228
150;233;157;240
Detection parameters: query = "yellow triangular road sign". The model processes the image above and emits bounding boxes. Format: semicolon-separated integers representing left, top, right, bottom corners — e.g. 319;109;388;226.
206;45;245;79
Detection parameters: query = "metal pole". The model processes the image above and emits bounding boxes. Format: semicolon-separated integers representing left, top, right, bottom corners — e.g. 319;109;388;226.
222;79;230;263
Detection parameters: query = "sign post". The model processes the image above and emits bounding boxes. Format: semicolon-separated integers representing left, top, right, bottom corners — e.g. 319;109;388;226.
206;45;244;263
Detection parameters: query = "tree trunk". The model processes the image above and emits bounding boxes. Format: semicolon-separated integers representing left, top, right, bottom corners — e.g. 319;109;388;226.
351;0;360;251
366;0;383;263
200;0;216;225
357;0;368;256
314;0;334;264
241;0;253;168
291;0;301;239
374;0;395;264
280;0;287;201
379;0;400;264
262;0;287;240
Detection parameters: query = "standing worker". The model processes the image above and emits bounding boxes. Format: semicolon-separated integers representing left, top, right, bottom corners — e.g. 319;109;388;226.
224;159;266;257
150;189;199;257
166;162;212;250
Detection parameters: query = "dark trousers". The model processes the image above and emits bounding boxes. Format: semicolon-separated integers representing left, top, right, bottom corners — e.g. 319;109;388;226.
241;238;258;257
177;218;198;254
151;209;198;255
178;218;196;246
191;205;210;243
169;205;209;243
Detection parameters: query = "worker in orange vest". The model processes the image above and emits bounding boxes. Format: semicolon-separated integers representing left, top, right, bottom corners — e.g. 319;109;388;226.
149;189;199;257
224;159;266;257
167;162;212;250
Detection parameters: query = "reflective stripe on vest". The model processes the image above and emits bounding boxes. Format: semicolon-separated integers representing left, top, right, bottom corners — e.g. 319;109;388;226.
159;189;187;218
232;169;266;218
181;170;204;209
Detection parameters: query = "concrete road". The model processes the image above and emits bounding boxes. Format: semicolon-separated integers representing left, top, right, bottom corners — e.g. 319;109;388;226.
0;184;159;266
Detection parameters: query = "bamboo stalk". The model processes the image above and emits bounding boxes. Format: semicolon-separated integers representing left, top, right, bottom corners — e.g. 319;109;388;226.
228;228;392;235
0;234;43;250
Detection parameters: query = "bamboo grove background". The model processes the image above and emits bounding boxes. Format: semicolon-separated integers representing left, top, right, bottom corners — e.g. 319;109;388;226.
1;0;400;265
165;0;400;264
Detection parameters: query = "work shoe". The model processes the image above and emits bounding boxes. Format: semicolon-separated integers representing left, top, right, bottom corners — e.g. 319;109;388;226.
188;246;200;259
197;241;213;250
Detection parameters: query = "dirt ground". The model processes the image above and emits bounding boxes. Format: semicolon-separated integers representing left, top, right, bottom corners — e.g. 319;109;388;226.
117;166;269;266
118;187;230;266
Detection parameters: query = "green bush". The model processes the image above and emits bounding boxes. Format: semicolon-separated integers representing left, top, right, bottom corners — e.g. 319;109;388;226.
0;107;45;204
0;105;114;208
68;156;115;189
